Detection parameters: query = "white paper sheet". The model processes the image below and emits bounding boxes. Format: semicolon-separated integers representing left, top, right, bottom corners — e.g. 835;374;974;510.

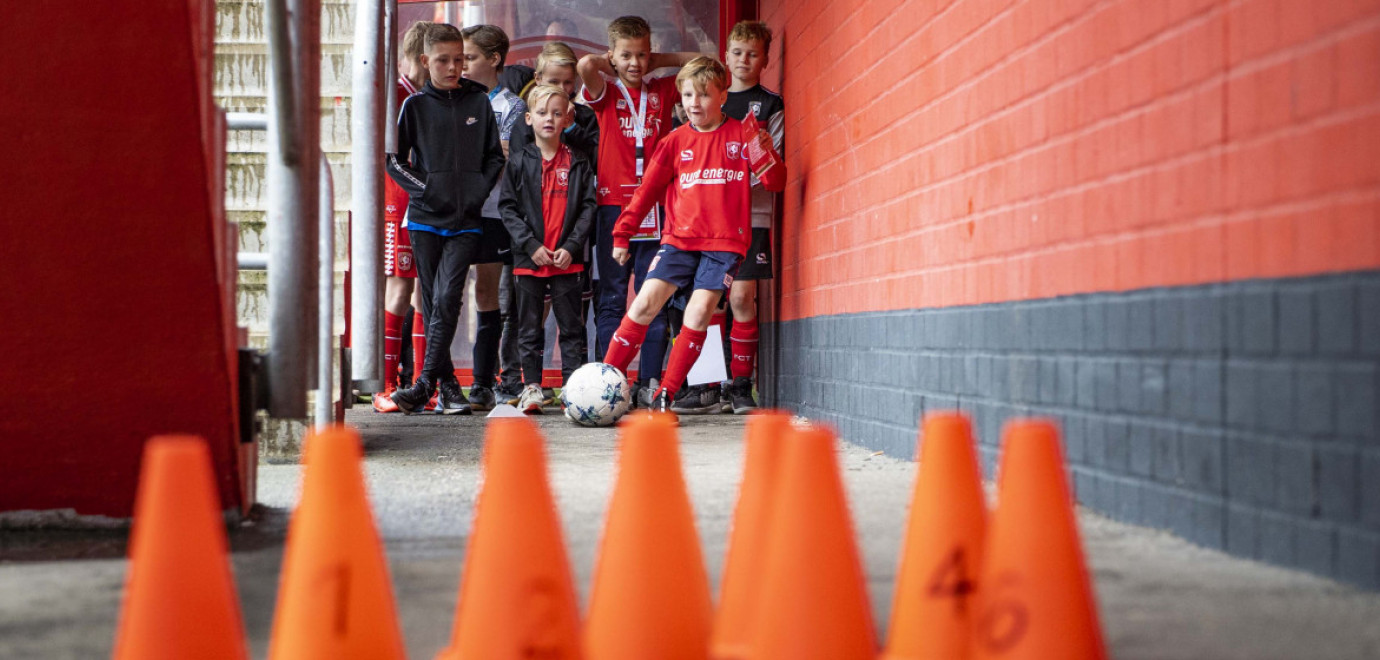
686;324;729;386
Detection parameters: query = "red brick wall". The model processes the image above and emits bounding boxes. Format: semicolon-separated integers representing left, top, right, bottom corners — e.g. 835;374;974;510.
757;0;1380;322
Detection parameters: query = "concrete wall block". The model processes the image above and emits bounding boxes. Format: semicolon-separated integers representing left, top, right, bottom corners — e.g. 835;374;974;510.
1181;430;1226;493
1277;287;1316;354
1076;358;1099;409
1166;490;1197;541
1228;289;1277;355
1184;291;1226;353
1094;359;1119;412
1104;419;1132;474
1118;478;1144;524
1294;364;1336;436
1191;495;1228;550
1294;519;1337;578
1141;483;1172;530
1226;361;1259;429
1064;413;1088;464
1129;422;1154;478
1152;426;1181;485
1258;363;1296;433
1118;360;1143;413
1154;295;1186;352
1128;297;1155;352
1106;299;1131;352
1336;528;1380;589
1085;298;1109;352
1168;359;1195;419
1227;434;1275;505
1316;282;1357;355
1317;445;1360;523
1359;281;1380;356
1056;301;1086;351
1334;363;1379;441
1141;361;1168;415
1362;450;1380;530
1258;511;1296;565
1085;418;1110;469
1227;504;1260;557
1273;441;1315;518
1010;356;1038;404
1193;361;1224;424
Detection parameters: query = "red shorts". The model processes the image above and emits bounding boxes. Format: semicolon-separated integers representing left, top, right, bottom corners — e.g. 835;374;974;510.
384;217;416;278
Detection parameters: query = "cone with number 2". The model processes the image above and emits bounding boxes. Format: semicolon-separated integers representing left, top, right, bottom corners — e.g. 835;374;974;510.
972;420;1105;660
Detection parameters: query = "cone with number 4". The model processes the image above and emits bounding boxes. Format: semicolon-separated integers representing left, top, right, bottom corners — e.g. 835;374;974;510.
971;420;1105;660
883;412;987;659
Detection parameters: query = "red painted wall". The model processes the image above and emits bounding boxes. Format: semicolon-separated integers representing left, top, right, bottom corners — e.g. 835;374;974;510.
0;0;244;517
756;0;1380;321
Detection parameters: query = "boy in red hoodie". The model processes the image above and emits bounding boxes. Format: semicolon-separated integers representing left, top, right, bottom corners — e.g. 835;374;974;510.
602;57;785;412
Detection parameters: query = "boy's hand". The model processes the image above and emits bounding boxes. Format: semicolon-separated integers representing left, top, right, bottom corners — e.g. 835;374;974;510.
611;246;630;266
552;249;573;270
756;129;774;154
532;246;555;267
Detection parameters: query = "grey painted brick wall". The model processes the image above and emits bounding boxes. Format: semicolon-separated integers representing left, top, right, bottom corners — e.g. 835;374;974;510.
761;272;1380;590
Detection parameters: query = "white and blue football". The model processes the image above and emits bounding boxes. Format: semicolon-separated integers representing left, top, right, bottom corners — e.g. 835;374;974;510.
562;362;632;427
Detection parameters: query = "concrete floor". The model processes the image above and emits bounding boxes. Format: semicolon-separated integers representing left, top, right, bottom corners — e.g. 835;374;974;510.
2;407;1379;659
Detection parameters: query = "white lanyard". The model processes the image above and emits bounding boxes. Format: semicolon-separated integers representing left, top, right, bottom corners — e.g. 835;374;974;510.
614;78;648;176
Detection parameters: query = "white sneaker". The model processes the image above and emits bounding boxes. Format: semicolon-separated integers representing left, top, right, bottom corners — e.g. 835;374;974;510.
519;384;545;414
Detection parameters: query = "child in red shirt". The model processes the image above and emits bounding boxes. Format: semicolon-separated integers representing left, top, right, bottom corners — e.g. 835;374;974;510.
603;57;786;412
499;85;597;413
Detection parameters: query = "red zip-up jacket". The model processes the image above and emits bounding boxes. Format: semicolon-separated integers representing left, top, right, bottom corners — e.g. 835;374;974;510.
612;117;786;255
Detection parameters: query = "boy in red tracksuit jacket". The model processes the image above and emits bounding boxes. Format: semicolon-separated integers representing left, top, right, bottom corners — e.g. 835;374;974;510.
602;57;786;412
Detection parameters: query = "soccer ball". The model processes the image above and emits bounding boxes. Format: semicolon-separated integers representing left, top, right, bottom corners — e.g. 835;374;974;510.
562;363;633;427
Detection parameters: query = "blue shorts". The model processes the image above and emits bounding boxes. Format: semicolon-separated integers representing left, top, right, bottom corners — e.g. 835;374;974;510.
646;244;741;293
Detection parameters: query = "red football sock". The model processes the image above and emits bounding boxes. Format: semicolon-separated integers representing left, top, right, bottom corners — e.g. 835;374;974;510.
384;311;404;389
660;326;707;397
604;316;649;372
730;321;759;380
411;311;426;384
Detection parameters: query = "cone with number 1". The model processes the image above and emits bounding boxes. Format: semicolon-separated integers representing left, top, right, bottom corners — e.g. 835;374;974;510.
972;420;1106;660
883;412;987;659
268;426;405;660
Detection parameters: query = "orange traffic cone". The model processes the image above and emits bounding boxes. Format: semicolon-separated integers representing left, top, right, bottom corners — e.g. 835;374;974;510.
268;426;405;660
112;436;248;660
749;423;876;659
585;413;713;660
711;411;790;660
972;420;1106;660
882;412;988;660
436;418;583;659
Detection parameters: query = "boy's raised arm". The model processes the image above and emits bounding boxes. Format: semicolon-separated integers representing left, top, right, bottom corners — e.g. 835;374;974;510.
577;54;613;102
648;51;702;70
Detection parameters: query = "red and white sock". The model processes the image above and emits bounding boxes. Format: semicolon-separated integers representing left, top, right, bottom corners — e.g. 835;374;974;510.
730;321;759;380
660;326;707;397
604;316;649;373
384;311;404;389
411;311;426;384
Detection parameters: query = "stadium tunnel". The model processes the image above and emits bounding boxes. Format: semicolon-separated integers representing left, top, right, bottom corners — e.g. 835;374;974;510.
1;0;1378;594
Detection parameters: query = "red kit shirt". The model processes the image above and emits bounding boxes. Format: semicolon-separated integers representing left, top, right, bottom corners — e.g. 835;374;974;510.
580;75;680;207
384;76;419;223
613;117;786;255
515;146;583;278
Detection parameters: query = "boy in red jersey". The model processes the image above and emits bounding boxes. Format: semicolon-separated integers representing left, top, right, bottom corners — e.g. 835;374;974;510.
375;20;432;413
577;15;699;406
602;57;785;412
499;85;597;413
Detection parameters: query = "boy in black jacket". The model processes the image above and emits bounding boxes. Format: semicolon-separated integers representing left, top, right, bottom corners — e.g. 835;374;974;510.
499;84;596;413
387;23;505;414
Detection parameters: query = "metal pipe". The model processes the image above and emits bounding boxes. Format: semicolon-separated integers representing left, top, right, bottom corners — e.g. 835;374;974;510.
227;112;269;131
384;0;399;154
238;252;269;270
263;0;299;166
317;156;336;427
349;0;386;393
443;2;459;25
264;0;321;417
